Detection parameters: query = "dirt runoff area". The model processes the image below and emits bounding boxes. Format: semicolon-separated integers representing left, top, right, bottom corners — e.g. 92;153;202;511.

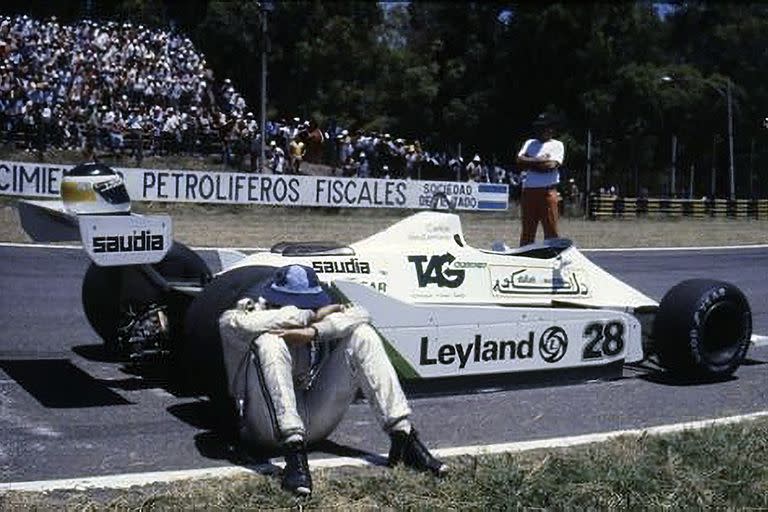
1;199;768;249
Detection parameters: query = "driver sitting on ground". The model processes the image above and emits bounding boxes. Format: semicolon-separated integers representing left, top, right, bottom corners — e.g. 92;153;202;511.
219;264;447;496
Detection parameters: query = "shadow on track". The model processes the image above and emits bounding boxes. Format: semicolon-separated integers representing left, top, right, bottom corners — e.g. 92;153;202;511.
0;358;132;407
639;371;737;387
71;343;124;363
637;357;765;387
168;400;387;472
73;343;199;397
190;431;386;484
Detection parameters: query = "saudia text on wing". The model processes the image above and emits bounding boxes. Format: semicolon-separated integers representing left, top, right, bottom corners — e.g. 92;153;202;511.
92;230;164;253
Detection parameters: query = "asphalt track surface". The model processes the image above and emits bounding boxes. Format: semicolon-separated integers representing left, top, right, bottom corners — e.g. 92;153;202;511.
0;245;766;484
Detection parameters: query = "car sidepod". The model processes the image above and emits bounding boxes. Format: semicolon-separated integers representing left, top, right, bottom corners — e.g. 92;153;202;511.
335;281;643;380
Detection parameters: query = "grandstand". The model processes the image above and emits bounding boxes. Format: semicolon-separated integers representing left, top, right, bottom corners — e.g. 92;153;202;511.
0;14;513;185
0;14;253;163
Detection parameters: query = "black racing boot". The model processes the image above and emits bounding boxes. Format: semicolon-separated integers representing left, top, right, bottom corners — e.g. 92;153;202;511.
281;441;312;496
388;428;448;477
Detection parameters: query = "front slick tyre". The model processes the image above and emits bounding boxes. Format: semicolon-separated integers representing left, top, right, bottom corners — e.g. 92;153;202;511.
654;279;751;379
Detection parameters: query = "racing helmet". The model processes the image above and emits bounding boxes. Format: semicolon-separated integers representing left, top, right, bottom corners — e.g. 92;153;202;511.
61;163;131;215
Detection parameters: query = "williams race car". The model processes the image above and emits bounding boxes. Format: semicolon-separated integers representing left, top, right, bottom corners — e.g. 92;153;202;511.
16;163;753;399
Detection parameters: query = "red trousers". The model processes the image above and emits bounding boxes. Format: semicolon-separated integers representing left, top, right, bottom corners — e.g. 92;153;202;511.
519;187;559;246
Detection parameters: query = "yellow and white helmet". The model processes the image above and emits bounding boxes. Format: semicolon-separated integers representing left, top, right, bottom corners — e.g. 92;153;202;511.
61;163;131;215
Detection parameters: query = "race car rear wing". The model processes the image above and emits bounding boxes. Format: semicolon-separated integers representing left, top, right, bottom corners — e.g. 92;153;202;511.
16;200;79;242
16;199;172;266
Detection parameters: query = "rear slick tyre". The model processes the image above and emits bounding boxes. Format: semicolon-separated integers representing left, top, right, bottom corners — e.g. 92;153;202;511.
81;242;210;356
181;265;277;435
181;265;277;398
653;279;751;378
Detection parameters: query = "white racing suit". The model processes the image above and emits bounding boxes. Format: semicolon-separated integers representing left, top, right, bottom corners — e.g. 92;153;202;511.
219;298;412;448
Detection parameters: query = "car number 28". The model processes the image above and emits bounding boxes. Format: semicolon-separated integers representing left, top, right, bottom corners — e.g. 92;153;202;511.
582;321;625;360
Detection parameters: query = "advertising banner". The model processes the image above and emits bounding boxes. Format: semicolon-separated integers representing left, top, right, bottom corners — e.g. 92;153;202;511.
0;160;508;211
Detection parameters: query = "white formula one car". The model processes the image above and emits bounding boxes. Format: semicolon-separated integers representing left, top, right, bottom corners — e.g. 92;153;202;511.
16;164;753;397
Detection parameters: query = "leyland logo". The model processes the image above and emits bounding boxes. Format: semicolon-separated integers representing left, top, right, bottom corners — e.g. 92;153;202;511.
538;326;568;363
419;327;568;368
408;253;465;288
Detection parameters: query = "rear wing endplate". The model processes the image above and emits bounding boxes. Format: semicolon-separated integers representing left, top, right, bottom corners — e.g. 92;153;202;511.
16;199;172;266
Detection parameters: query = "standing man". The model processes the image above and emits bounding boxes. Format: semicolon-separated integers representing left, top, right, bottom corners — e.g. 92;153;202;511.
304;119;325;164
466;154;484;182
516;112;565;246
270;142;286;174
288;135;305;174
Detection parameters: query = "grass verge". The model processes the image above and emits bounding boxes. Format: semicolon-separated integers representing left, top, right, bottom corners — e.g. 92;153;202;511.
3;418;768;510
2;199;768;249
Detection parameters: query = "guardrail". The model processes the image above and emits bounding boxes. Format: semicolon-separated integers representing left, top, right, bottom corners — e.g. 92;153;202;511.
589;195;768;219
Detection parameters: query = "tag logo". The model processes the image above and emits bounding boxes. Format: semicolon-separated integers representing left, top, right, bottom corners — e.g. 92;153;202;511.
408;253;465;288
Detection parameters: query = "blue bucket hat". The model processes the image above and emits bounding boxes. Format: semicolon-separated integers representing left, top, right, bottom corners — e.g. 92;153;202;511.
260;264;332;309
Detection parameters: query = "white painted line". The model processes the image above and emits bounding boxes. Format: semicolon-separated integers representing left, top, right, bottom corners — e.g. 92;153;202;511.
434;410;768;458
3;410;767;493
0;466;267;493
752;335;768;347
0;242;82;250
1;241;767;253
30;426;62;438
583;243;768;252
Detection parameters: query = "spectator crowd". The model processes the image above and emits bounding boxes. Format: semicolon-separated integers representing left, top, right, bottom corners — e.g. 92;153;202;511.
0;14;524;191
0;14;251;162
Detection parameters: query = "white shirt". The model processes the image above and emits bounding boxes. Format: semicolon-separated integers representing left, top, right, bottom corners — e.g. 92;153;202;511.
518;138;564;189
